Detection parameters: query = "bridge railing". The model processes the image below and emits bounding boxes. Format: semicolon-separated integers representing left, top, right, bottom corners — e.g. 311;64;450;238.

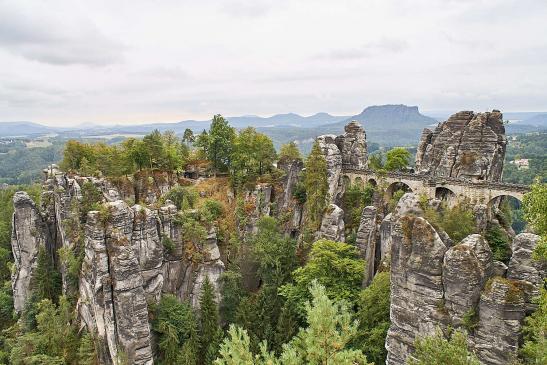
341;164;530;193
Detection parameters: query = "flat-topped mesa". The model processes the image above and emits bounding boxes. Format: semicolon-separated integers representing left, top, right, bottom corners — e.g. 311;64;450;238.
415;110;506;182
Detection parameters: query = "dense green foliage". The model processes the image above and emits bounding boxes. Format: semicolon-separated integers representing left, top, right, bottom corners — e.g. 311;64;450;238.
8;296;82;365
0;139;64;185
354;272;391;365
60;130;189;176
503;132;546;184
384;147;411;171
523;182;547;261
485;224;511;263
280;240;364;318
520;286;547;364
278;141;302;162
343;183;374;234
195;115;236;172
152;294;199;364
409;330;480;365
303;142;328;229
215;281;371;365
230;127;277;188
422;200;476;243
199;278;223;365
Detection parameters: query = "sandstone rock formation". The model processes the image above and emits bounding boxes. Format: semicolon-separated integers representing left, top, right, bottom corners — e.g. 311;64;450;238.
11;168;227;364
385;195;545;365
316;135;343;204
79;201;154;365
318;204;345;242
355;206;378;287
335;121;368;169
386;215;448;365
415;110;506;181
11;191;52;313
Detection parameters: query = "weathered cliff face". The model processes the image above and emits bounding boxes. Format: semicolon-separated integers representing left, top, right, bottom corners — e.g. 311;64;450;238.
355;206;379;287
386;215;448;365
318;203;345;242
335;121;368;169
79;202;154;365
316;135;343;205
11;168;227;364
415;110;506;181
385;195;545;365
274;158;305;237
11;192;52;313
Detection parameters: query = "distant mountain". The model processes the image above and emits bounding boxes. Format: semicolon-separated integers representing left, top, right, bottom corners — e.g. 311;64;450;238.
520;113;547;127
259;105;440;151
334;104;437;131
0;121;55;137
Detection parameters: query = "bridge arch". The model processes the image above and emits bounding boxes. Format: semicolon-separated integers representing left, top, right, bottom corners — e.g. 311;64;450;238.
367;178;377;187
435;187;456;206
354;176;364;186
386;181;412;199
487;194;525;233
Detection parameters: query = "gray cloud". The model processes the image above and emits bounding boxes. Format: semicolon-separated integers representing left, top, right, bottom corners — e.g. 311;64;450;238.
0;3;124;66
219;0;281;17
318;38;408;60
0;0;546;126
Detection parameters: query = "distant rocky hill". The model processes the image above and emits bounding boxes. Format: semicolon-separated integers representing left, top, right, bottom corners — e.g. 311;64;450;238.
0;121;55;137
332;104;437;131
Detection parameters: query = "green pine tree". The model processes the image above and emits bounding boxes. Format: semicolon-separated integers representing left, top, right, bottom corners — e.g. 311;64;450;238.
304;141;328;229
199;277;222;365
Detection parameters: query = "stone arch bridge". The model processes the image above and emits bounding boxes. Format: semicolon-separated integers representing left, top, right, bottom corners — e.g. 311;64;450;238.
341;165;530;206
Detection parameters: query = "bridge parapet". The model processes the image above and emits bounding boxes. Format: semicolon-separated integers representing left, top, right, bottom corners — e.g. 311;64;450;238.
341;164;530;197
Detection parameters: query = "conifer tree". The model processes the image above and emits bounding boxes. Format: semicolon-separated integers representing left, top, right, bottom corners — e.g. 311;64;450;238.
215;281;371;365
34;246;61;302
199;277;222;365
304;141;328;229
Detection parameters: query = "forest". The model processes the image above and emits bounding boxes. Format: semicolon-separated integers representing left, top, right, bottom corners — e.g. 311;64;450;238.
0;115;545;365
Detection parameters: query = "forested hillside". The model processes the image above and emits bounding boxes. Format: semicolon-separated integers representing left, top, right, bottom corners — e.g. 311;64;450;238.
0;113;545;365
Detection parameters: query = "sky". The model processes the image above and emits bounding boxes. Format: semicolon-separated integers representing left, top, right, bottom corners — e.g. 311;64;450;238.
1;0;547;126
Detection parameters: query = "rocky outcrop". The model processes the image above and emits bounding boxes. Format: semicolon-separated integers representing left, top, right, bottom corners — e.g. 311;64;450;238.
316;135;343;204
274;158;305;237
240;184;273;236
386;216;448;365
11;192;52;313
507;233;547;304
473;277;528;365
11;166;228;364
385;196;545;365
442;235;491;325
356;206;378;287
275;158;304;212
188;227;225;308
415;110;506;181
318;204;345;242
131;205;164;303
335;121;368;168
79;202;154;365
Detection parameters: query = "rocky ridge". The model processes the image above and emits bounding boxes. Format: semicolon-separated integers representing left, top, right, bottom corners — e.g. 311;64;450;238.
11;166;225;364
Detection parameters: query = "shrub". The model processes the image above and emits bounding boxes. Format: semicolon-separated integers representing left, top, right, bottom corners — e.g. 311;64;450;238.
163;185;198;210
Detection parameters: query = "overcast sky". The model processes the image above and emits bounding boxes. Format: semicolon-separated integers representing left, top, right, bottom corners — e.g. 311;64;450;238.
1;0;546;126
